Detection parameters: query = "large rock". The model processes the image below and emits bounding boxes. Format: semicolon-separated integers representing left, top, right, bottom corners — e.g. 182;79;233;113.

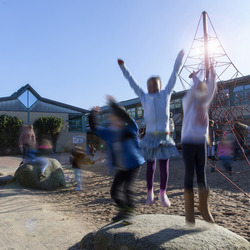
14;158;66;190
80;214;250;250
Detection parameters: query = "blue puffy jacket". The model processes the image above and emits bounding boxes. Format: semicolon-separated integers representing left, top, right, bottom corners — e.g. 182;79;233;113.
89;102;145;171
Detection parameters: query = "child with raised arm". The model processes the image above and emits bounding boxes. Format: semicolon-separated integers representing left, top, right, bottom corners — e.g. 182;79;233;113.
89;96;145;225
181;67;216;224
118;50;184;207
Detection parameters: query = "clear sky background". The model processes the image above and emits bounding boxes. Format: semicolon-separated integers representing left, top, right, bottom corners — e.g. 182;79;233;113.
0;0;249;110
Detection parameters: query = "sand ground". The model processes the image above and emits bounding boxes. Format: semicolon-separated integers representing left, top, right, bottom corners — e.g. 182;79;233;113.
0;152;249;249
44;152;250;243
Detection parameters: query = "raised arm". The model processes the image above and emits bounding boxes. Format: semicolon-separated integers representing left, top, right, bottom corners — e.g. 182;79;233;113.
118;59;145;100
206;66;217;104
182;71;201;110
88;107;110;141
165;50;184;94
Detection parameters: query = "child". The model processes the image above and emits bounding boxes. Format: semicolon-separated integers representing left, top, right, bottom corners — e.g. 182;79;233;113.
181;67;216;224
207;120;216;160
70;146;94;191
118;50;184;207
19;124;36;164
36;139;53;177
217;133;233;175
89;96;145;225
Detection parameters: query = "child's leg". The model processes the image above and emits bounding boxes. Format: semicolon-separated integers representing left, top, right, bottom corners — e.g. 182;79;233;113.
74;168;81;190
40;158;49;174
123;167;141;209
195;144;207;189
159;159;169;191
182;144;196;190
111;170;125;208
182;144;196;223
195;144;214;223
211;146;215;157
146;159;156;191
158;159;171;207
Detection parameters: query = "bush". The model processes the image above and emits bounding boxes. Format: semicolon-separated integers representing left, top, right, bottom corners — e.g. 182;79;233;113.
33;116;63;152
0;115;23;155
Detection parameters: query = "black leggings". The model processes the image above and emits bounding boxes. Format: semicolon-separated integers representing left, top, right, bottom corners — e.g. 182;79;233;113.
111;166;141;209
182;143;207;190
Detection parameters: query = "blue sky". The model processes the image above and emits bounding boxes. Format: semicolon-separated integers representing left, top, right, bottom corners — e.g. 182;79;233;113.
0;0;249;109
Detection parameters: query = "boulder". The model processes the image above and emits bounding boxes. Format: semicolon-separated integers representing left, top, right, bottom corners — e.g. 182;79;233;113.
80;214;250;250
14;158;66;190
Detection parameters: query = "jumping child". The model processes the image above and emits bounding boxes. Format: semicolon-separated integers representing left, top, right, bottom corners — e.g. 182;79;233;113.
181;67;216;224
118;50;184;207
89;96;145;225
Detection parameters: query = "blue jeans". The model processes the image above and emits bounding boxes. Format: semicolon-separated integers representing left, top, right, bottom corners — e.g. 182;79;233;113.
220;156;232;171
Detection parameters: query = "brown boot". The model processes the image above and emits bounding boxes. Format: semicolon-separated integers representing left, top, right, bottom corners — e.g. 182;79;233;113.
184;189;195;224
198;188;215;223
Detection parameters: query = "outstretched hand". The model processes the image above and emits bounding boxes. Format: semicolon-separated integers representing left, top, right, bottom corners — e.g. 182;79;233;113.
117;59;124;65
106;95;116;103
92;106;101;113
179;49;185;58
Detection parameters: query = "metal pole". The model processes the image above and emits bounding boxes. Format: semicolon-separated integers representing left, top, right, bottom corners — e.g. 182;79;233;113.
202;11;209;80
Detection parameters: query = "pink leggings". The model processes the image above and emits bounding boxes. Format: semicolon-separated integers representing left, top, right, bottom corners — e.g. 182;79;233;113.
146;159;169;191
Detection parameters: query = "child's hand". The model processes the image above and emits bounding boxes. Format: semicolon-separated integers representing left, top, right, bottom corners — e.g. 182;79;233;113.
117;59;124;65
106;95;116;103
179;49;184;58
93;106;101;113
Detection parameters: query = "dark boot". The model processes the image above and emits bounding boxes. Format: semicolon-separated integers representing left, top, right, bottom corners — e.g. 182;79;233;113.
122;207;135;225
184;189;195;224
198;188;215;223
111;208;126;223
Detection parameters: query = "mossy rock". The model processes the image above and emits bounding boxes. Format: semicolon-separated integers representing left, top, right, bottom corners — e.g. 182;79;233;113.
15;158;66;190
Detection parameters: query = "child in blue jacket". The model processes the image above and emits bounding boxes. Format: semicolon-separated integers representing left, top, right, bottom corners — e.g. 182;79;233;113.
89;96;145;225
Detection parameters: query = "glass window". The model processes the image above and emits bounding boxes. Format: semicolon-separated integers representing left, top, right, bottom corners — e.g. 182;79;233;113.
244;84;250;89
233;91;244;105
170;103;175;113
219;89;230;106
245;88;250;104
68;115;82;132
127;107;136;119
175;103;182;114
18;90;38;108
137;106;143;118
233;86;243;92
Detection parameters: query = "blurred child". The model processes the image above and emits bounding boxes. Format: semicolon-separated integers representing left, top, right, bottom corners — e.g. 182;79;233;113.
70;146;94;191
217;133;233;175
89;96;145;225
89;144;96;159
118;50;184;207
207;120;216;160
36;139;53;177
19;124;36;163
181;67;216;224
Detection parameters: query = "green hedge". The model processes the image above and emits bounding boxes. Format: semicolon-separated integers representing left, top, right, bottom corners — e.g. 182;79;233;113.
33;116;63;152
0;115;23;155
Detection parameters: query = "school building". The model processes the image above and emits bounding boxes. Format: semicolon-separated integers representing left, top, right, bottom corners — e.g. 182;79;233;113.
0;84;89;152
86;75;250;148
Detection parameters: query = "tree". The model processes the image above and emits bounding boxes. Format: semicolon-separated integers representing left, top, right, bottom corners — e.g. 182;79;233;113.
0;115;23;155
33;116;63;152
